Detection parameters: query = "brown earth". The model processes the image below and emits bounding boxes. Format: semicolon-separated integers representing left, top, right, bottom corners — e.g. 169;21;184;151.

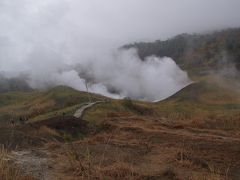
3;108;240;179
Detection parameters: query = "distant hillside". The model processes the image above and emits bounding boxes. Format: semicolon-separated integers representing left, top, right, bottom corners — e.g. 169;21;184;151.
0;85;106;123
0;75;32;93
123;28;240;75
153;76;240;130
165;78;240;104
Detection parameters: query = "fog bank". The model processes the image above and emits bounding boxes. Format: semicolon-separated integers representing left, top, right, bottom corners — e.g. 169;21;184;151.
2;0;239;100
0;48;191;101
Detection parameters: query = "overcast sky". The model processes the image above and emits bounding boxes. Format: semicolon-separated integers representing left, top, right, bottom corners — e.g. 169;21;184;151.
1;0;240;70
0;0;240;100
0;0;240;50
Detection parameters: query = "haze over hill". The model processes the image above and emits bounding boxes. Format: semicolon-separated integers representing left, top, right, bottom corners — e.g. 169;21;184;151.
1;0;240;101
123;28;240;75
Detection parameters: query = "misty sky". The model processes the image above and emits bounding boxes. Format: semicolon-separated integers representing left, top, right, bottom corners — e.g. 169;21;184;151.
0;0;239;100
0;0;240;50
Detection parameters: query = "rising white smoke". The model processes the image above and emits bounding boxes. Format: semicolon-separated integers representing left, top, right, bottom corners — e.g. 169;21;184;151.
0;0;192;101
74;49;191;101
1;47;191;101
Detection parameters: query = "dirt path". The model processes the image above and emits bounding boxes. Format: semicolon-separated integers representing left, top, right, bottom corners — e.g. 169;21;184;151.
73;101;104;118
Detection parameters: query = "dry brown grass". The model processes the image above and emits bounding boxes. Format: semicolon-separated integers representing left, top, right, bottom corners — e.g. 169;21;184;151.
99;162;139;180
37;126;60;137
189;173;222;180
175;142;231;180
64;142;140;180
0;146;35;180
65;144;94;179
203;113;240;130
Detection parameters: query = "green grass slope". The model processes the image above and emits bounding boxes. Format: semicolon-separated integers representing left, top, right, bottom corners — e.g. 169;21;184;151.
154;76;240;130
0;86;107;123
83;76;240;131
1;77;240;131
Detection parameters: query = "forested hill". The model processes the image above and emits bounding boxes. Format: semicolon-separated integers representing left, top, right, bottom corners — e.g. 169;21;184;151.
123;28;240;75
0;75;32;93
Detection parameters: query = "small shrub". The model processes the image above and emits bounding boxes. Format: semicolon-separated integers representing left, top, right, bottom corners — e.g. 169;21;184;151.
66;145;96;179
63;132;73;142
162;166;177;179
122;98;135;110
122;98;153;115
38;126;60;137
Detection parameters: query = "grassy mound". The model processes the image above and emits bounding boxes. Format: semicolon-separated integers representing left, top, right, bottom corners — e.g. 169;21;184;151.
0;86;107;123
83;76;240;131
153;76;240;130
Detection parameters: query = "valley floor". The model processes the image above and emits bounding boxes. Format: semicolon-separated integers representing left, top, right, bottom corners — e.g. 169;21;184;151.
2;103;240;180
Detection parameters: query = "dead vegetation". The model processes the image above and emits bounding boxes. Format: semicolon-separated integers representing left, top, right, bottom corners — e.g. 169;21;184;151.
64;142;144;180
0;146;35;180
0;81;239;179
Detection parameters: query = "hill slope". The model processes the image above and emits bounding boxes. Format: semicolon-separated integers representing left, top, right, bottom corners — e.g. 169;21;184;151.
0;75;32;93
153;76;240;130
123;28;240;75
0;80;240;179
0;86;107;123
82;75;240;131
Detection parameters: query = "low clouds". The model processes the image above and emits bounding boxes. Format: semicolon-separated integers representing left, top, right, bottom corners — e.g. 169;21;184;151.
7;48;191;101
0;0;239;100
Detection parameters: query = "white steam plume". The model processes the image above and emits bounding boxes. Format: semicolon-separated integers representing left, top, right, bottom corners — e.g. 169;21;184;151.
0;0;192;101
0;46;191;101
75;49;191;101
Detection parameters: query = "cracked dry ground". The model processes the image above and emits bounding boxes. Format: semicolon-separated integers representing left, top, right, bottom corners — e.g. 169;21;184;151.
9;113;240;180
